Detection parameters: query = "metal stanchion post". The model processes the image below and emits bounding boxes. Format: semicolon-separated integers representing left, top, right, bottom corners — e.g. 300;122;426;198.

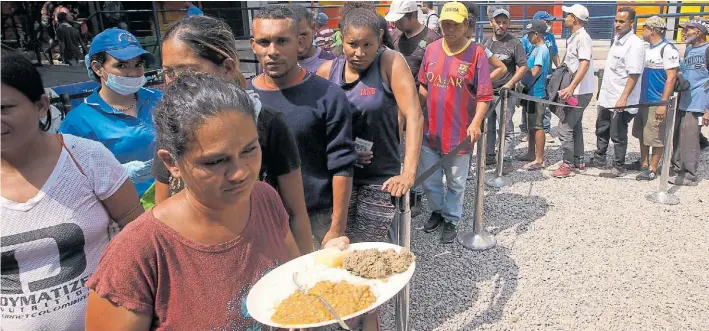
458;118;497;251
486;89;510;187
647;95;680;205
392;193;411;331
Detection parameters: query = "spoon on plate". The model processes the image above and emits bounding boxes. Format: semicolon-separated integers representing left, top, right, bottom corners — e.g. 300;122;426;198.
292;272;351;330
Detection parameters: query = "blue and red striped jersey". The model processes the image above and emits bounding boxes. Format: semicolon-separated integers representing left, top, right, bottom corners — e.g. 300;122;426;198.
418;39;494;155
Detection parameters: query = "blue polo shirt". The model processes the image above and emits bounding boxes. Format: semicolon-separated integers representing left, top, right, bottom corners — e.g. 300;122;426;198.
59;87;162;196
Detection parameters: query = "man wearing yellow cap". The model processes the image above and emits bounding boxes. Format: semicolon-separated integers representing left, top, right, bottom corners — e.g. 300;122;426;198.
417;1;493;243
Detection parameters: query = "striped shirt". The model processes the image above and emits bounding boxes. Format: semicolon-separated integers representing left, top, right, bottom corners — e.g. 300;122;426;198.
418;39;494;154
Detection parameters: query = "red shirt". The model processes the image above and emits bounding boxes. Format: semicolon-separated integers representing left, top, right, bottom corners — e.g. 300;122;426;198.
87;182;290;330
418;39;494;154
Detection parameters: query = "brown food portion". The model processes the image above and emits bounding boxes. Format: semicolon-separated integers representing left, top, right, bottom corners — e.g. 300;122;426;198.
342;248;415;279
272;281;376;325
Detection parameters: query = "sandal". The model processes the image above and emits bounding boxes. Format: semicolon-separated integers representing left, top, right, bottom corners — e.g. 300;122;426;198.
522;161;545;170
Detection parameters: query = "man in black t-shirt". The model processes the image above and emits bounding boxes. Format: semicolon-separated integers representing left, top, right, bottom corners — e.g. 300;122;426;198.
482;7;528;163
386;0;441;80
55;12;84;66
250;5;356;248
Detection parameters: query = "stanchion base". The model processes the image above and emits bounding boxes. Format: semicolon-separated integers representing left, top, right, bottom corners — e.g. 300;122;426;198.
646;191;680;205
457;230;497;251
485;176;509;188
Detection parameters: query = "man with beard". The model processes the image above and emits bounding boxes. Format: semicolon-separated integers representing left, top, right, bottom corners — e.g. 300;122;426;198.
482;7;528;165
593;7;645;178
670;18;709;186
248;5;356;247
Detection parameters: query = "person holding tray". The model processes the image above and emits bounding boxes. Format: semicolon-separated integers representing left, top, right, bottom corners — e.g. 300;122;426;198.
85;73;348;331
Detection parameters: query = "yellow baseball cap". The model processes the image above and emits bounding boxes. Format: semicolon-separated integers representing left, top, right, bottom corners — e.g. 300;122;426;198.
440;2;468;24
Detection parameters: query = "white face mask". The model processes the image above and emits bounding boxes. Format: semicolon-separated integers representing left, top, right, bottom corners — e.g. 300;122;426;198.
103;71;146;95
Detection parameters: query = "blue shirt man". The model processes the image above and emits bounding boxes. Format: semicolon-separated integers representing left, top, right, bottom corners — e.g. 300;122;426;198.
679;43;709;113
521;11;560;67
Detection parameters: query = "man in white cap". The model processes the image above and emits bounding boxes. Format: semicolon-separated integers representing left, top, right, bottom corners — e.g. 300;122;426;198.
629;16;679;181
551;4;595;178
482;6;528;165
387;0;441;81
593;7;645;178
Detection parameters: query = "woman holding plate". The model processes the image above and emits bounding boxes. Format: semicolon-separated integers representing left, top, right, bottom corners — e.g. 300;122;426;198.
85;73;348;331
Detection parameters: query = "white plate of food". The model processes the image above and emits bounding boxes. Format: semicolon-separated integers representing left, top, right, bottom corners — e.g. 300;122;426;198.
245;242;416;329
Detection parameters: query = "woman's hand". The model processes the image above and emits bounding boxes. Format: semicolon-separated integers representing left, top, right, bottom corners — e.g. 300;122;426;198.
382;172;415;197
356;150;373;166
323;236;350;251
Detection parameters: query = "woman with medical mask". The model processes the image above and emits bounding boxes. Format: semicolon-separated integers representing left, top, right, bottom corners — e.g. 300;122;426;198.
60;28;162;202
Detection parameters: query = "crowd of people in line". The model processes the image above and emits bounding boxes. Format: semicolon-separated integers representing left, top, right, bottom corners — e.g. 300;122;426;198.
1;1;707;330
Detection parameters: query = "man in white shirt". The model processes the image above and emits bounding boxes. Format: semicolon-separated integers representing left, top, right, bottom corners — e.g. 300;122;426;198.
420;1;439;31
552;4;596;178
593;7;645;178
630;16;679;181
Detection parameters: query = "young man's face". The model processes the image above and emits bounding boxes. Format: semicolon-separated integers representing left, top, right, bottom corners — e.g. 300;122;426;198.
614;11;633;37
564;13;576;28
250;18;304;78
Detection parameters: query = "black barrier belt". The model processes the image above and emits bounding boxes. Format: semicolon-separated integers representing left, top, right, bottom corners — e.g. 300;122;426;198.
601;99;673;111
412;97;501;188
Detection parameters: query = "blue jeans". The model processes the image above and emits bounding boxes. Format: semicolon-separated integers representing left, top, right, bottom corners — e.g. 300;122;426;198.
419;144;471;225
521;104;552;133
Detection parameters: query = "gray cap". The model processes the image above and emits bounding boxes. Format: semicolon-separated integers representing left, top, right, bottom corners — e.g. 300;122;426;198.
680;18;709;34
525;20;547;35
492;8;510;19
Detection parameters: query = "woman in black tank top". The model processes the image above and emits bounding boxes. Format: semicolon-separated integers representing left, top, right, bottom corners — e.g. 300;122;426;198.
315;7;423;331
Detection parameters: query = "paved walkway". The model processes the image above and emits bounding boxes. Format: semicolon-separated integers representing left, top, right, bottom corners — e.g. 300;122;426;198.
380;94;709;331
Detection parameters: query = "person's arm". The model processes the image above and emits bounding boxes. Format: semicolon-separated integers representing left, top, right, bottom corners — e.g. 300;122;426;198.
486;48;508;81
467;48;494;142
656;46;680;121
86;292;152;331
322;90;356;247
380;51;423;197
502;41;529;89
283;228;302;261
102;182;143;228
559;59;590;101
276;169;313;254
549;33;560;67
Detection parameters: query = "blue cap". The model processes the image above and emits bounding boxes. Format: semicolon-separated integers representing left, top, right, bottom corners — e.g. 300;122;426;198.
85;28;155;80
315;12;329;26
87;28;155;63
533;10;556;21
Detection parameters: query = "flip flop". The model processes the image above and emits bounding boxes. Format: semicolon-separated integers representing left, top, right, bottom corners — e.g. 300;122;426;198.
522;162;545;171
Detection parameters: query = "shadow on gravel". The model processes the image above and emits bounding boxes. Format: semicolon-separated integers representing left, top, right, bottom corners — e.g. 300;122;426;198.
482;193;549;236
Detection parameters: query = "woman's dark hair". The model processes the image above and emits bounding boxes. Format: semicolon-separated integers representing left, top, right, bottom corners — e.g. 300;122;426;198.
163;15;246;87
341;7;394;49
1;50;51;131
88;51;106;82
154;72;255;160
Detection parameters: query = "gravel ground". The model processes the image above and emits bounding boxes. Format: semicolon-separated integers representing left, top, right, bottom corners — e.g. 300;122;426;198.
378;98;709;331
